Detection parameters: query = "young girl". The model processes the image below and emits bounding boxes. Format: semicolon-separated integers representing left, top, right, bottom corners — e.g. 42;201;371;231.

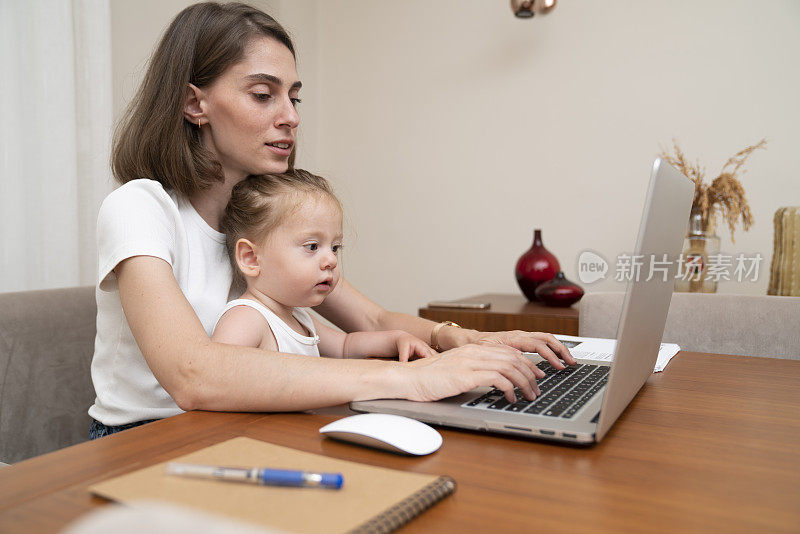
212;169;435;362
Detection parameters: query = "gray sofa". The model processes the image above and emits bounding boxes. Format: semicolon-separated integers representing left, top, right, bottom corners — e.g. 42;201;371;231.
0;286;96;464
579;292;800;358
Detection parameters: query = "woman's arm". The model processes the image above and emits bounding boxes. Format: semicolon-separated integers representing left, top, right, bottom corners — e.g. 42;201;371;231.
117;256;542;409
315;278;472;344
315;277;577;368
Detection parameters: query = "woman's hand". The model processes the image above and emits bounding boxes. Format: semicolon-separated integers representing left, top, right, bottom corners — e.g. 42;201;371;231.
400;343;546;403
472;330;577;369
392;331;437;362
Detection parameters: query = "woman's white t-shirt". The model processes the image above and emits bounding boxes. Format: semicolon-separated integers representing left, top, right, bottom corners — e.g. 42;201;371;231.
88;179;233;426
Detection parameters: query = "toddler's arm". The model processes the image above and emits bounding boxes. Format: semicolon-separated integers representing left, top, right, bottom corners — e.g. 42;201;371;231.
212;306;276;350
314;320;435;362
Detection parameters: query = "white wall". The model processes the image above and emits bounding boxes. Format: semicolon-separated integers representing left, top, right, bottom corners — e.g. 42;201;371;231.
108;1;800;315
310;0;800;313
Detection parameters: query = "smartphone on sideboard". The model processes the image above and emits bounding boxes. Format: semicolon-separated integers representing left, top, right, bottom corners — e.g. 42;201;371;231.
427;301;491;310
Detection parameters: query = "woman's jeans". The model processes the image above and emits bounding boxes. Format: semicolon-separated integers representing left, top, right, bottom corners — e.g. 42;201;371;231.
89;418;158;439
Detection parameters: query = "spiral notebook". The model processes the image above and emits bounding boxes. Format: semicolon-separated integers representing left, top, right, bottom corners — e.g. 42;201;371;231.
89;437;455;534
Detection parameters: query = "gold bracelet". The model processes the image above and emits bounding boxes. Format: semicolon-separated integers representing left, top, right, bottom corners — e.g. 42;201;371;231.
431;321;461;352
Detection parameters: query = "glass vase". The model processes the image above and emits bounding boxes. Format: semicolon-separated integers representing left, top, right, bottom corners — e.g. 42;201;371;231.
534;271;585;307
674;212;721;293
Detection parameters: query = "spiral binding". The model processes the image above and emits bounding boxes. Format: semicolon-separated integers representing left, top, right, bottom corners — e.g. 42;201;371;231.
349;476;457;534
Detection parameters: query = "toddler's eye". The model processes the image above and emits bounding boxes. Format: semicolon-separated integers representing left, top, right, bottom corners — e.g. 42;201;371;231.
332;244;343;254
304;243;318;252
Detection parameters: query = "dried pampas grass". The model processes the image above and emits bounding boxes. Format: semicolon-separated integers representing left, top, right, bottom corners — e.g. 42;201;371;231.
659;139;766;242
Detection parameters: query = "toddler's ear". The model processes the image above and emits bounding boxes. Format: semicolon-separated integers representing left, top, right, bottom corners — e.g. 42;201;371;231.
236;239;261;278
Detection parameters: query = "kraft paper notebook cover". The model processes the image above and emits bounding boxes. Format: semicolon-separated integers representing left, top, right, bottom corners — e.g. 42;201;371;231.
89;437;455;534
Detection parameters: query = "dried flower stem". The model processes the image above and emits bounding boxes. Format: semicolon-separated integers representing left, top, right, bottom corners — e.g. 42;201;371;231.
658;139;766;242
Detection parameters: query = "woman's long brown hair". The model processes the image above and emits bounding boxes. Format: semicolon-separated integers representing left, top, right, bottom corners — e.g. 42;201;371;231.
111;2;295;196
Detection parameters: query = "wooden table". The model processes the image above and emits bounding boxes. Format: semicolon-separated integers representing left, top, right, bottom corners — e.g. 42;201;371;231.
2;353;799;533
419;293;580;336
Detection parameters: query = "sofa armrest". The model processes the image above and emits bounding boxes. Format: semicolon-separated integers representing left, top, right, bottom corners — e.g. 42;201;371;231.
0;286;96;463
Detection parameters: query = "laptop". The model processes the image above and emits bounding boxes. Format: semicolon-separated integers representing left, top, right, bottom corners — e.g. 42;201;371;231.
351;158;694;444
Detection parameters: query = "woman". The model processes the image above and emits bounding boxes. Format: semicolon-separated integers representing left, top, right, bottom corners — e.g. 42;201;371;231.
88;2;574;438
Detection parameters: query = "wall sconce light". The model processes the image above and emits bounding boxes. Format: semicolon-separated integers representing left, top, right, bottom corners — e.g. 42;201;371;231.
510;0;556;19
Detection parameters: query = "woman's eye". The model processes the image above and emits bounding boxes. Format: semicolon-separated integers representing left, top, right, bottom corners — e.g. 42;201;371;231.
304;243;318;251
290;98;302;107
253;93;271;102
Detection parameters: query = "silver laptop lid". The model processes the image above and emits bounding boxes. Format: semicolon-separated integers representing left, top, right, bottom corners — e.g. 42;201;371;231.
595;158;693;441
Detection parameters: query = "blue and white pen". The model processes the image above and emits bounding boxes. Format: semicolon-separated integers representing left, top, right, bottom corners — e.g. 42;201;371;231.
165;462;343;489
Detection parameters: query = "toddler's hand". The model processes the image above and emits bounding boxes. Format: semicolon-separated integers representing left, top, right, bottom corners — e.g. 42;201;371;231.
395;332;437;362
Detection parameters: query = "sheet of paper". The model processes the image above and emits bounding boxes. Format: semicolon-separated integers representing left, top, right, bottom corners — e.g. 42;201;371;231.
547;334;680;373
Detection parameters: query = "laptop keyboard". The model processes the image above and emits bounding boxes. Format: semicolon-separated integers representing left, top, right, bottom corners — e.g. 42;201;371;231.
462;361;609;419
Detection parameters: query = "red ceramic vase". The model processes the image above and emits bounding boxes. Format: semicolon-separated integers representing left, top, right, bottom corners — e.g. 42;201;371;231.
534;271;584;307
515;229;560;301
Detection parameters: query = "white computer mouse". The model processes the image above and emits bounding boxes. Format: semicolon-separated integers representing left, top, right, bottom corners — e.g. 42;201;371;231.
319;413;443;456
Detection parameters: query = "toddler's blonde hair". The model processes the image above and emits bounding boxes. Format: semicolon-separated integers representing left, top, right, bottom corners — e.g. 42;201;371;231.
222;169;341;291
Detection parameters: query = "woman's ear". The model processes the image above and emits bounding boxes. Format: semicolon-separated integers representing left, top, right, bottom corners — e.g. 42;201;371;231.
236;239;261;279
183;83;206;126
